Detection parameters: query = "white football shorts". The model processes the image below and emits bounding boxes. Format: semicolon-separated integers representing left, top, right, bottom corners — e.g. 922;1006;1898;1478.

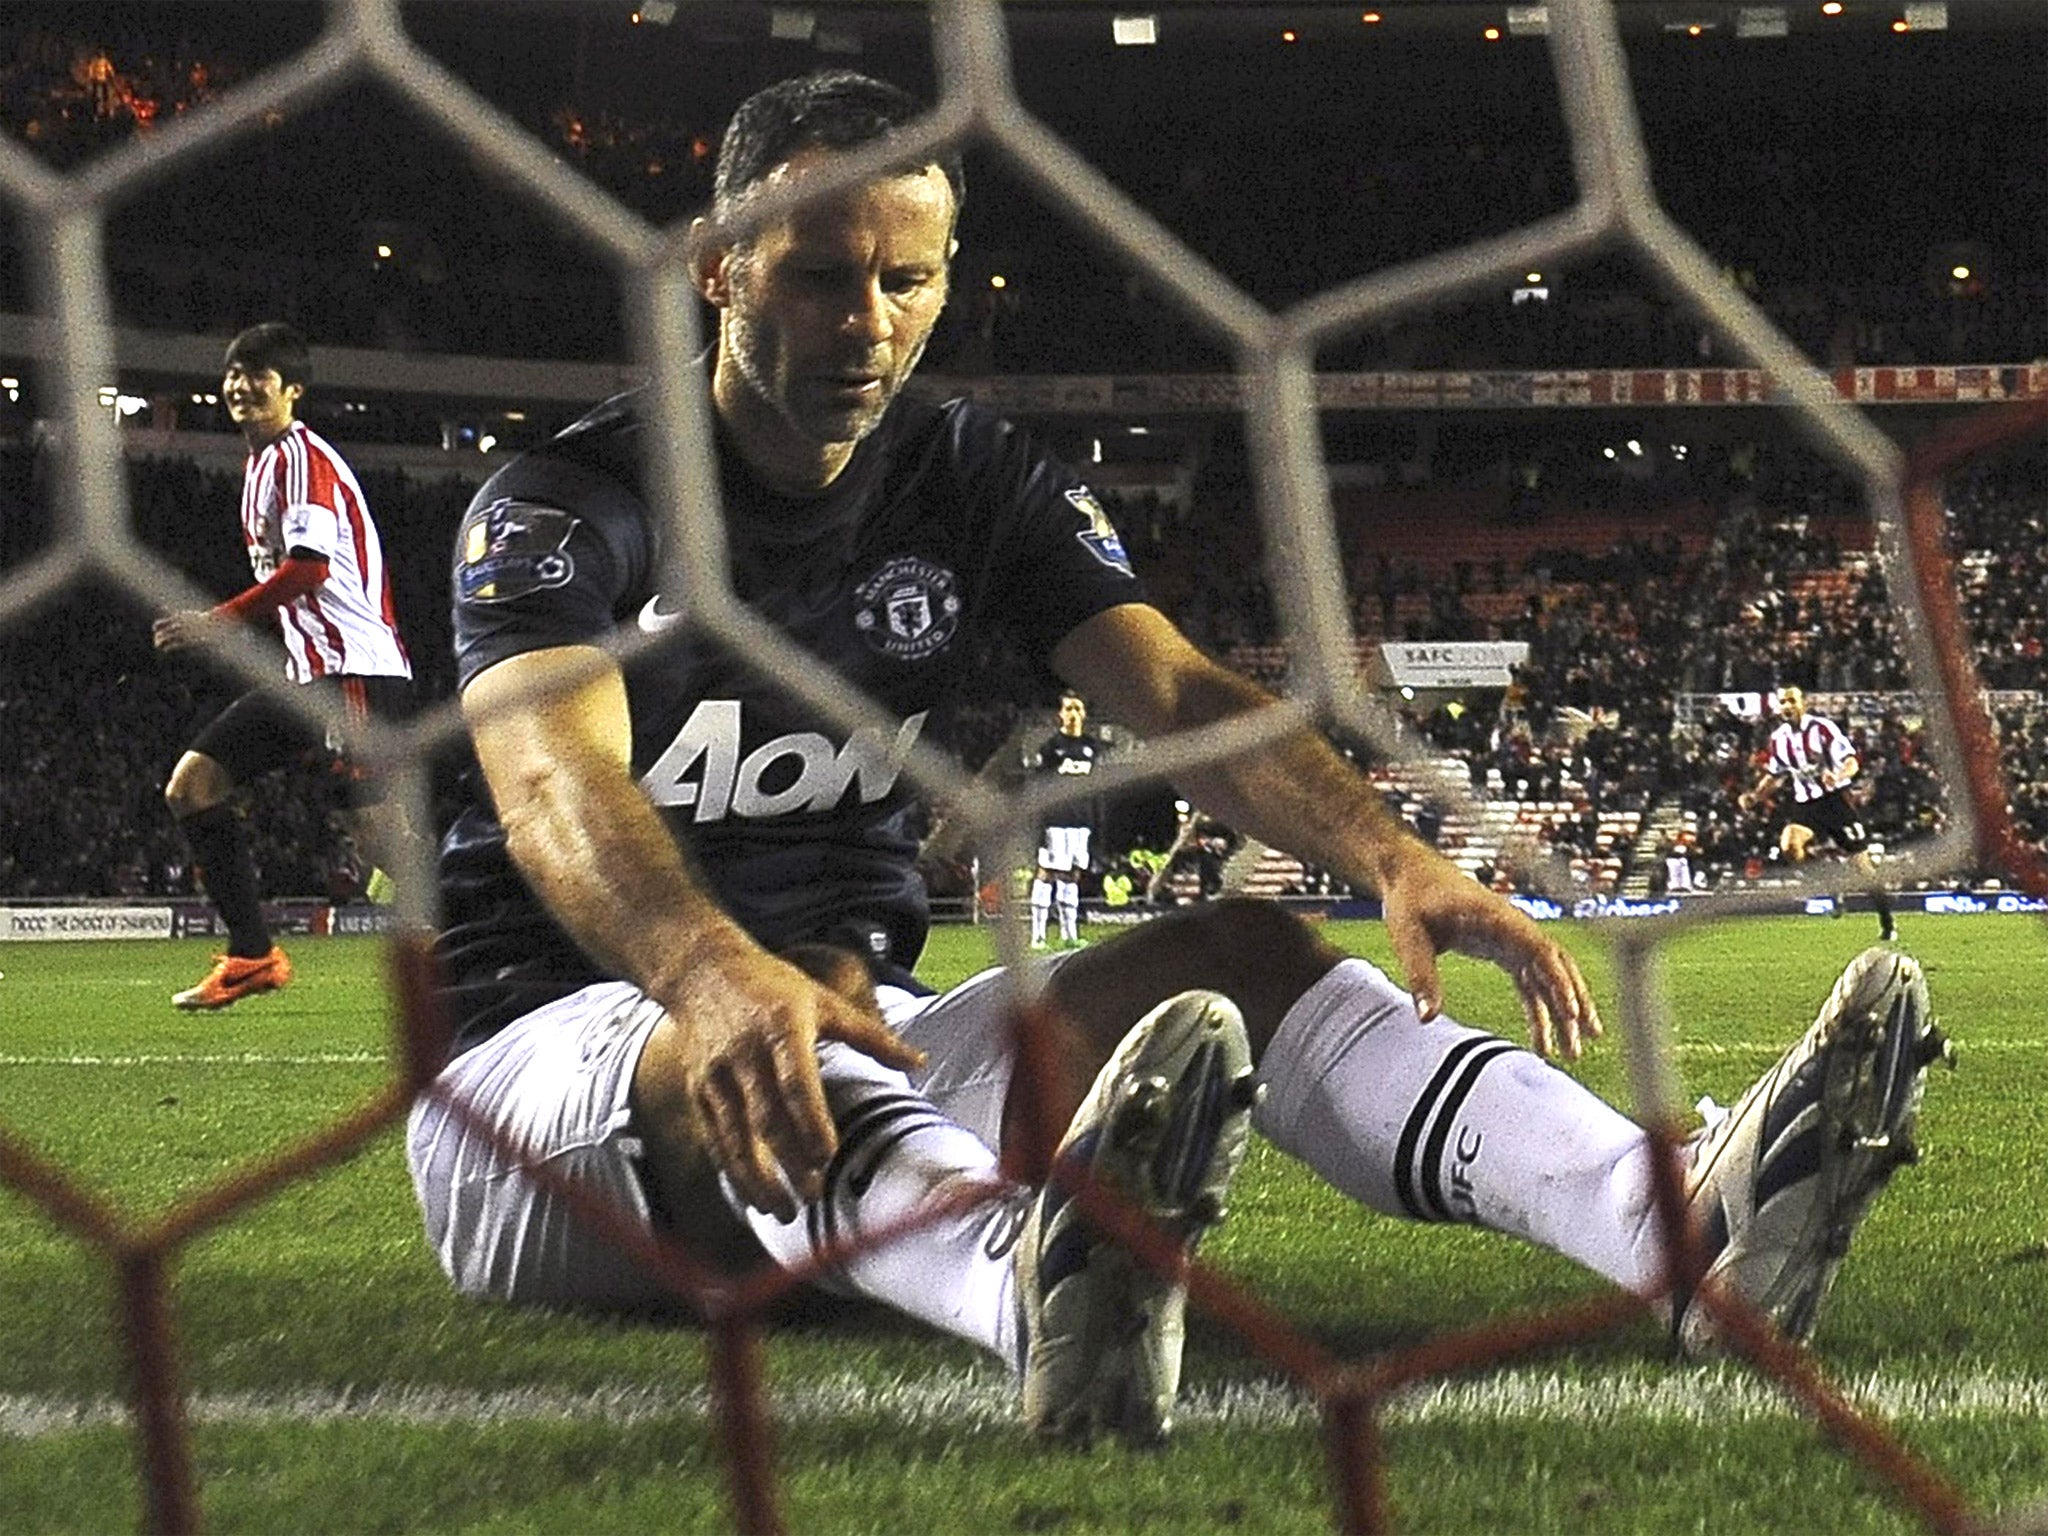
405;956;1073;1309
1038;825;1091;874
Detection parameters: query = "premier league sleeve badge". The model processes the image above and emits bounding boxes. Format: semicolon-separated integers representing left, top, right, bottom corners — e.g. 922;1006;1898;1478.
457;498;582;604
1064;486;1134;575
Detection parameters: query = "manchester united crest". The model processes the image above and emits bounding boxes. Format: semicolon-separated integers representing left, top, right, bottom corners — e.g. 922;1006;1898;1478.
853;555;961;661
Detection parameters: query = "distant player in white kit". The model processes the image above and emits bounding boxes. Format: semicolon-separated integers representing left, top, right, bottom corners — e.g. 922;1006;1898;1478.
1743;686;1896;942
1030;691;1099;949
152;322;417;1009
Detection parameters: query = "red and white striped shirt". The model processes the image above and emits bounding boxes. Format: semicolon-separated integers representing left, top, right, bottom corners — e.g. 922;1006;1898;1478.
239;421;410;684
1766;713;1855;803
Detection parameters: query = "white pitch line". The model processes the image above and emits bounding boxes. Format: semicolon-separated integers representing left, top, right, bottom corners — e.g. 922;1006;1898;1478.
0;1052;385;1067
7;1367;2048;1440
1656;1038;2021;1056
0;1041;2026;1070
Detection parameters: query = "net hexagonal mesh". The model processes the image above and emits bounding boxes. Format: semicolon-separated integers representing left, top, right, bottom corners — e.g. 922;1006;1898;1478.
0;2;2037;1532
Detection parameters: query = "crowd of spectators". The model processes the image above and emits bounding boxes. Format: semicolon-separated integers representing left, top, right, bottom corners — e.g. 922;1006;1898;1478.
0;22;248;164
0;446;473;900
1951;445;2048;857
0;586;335;900
0;442;1077;901
1166;432;2048;893
3;430;2045;900
5;414;2047;903
1401;515;1942;890
1;17;2043;911
1950;449;2048;691
4;22;2045;380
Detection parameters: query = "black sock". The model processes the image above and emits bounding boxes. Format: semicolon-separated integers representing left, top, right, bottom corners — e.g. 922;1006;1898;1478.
181;805;271;958
1873;885;1895;933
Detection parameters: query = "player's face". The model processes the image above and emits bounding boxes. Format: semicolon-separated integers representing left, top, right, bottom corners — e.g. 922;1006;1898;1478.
1777;688;1804;722
222;362;300;441
705;151;955;488
1059;697;1086;735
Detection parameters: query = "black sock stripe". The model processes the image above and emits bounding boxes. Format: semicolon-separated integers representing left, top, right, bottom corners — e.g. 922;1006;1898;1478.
837;1090;931;1142
1418;1042;1518;1221
813;1101;946;1291
813;1094;923;1254
845;1119;945;1199
1393;1036;1499;1220
821;1099;939;1214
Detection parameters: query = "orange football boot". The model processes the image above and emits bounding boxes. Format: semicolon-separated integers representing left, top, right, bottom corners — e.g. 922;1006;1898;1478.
172;945;293;1010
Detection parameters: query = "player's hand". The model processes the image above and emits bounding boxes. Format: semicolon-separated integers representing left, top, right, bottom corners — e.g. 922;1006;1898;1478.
1737;791;1756;813
1378;842;1602;1061
152;610;220;654
665;942;924;1221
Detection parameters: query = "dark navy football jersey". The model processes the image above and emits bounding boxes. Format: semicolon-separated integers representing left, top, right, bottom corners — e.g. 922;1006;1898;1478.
1034;731;1101;831
438;389;1143;1051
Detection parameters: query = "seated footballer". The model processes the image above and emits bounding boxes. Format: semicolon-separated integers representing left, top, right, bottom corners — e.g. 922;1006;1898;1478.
411;70;1946;1445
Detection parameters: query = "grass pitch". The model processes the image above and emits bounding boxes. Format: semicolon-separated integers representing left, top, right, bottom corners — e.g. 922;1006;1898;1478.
2;914;2045;1533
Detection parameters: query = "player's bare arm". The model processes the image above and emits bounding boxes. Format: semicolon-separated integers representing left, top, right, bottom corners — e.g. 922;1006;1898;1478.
152;610;224;653
1738;768;1780;812
154;546;332;654
1053;602;1600;1058
461;643;921;1219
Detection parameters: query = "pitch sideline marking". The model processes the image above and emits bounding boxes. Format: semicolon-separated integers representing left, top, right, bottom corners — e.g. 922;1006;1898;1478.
0;1052;386;1067
0;1041;2029;1070
7;1367;2048;1439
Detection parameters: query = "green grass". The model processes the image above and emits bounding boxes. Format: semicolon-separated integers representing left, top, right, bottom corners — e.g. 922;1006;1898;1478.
2;916;2045;1533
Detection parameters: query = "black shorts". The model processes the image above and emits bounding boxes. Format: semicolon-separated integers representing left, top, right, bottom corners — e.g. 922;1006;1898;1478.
189;675;413;807
1782;789;1869;853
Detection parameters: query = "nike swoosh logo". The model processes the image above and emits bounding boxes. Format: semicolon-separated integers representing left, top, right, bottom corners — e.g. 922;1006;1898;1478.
637;594;686;633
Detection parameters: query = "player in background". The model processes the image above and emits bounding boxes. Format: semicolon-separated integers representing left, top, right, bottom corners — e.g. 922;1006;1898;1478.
152;322;418;1009
1742;686;1896;942
413;73;1944;1448
1029;691;1099;948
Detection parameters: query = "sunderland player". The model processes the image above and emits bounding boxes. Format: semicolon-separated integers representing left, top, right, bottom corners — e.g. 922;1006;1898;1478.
1742;686;1897;942
1029;692;1099;949
153;323;416;1009
414;73;1943;1445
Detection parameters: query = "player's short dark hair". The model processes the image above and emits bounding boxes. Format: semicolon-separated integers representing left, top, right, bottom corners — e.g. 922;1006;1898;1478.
714;70;964;221
224;322;311;390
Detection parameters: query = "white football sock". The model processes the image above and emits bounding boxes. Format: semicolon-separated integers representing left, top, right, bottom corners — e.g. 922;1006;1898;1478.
1029;878;1052;945
1055;879;1080;941
1252;958;1664;1294
731;1042;1022;1364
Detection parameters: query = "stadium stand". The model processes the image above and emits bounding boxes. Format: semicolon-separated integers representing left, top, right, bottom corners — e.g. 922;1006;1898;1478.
5;436;2042;902
1174;443;2030;897
0;14;2040;909
4;18;2045;378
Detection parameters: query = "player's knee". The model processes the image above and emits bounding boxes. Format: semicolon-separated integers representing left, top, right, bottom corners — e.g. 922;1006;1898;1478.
165;753;230;819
